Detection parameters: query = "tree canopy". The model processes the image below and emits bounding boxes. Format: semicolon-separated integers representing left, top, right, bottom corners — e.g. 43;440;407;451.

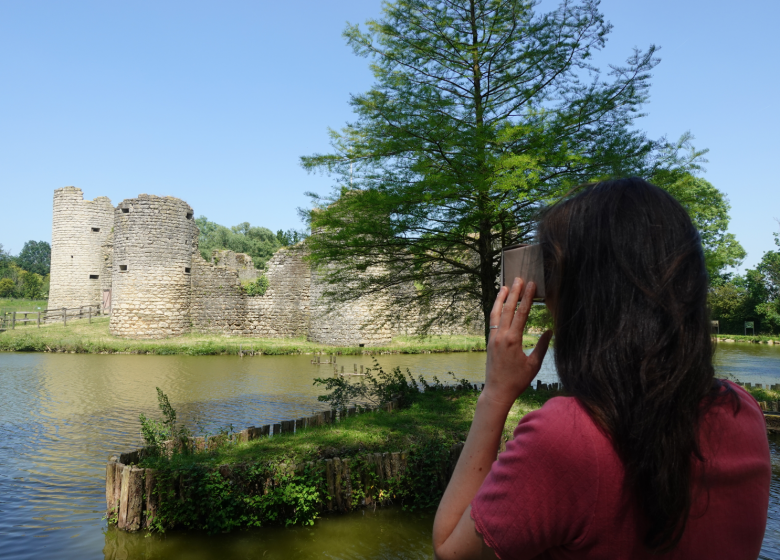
15;240;50;276
301;0;706;340
195;217;283;269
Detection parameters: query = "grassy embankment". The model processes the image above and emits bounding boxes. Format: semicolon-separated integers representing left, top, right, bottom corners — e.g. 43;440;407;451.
140;388;553;471
714;334;780;344
0;315;521;354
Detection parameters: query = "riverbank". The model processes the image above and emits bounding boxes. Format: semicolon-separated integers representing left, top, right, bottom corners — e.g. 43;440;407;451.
715;334;780;344
0;316;506;354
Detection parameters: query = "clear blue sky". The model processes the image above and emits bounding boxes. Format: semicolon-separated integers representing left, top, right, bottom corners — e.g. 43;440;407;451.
1;0;778;272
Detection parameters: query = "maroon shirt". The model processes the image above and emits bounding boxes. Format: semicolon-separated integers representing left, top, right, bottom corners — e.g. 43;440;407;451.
471;381;771;559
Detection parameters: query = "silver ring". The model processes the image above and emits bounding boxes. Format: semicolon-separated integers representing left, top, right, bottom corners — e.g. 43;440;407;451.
489;325;499;329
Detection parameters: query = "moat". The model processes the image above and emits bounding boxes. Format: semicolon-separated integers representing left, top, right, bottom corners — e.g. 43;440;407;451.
0;346;778;560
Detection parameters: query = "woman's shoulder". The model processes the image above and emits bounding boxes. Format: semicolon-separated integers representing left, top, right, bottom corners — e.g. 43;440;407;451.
512;394;613;456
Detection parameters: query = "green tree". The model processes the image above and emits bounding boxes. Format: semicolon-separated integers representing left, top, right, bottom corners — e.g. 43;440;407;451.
195;216;282;269
301;0;705;340
19;271;43;299
652;171;745;277
15;240;51;276
0;277;15;297
0;243;14;279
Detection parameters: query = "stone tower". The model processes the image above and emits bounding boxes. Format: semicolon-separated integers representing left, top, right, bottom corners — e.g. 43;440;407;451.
109;195;198;339
48;187;114;312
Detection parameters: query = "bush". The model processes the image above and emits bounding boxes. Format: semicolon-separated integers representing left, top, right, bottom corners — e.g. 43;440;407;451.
0;278;14;297
242;275;269;296
313;359;469;409
139;388;191;454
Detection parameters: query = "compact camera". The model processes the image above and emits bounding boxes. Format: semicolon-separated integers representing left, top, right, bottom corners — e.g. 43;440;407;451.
500;244;546;302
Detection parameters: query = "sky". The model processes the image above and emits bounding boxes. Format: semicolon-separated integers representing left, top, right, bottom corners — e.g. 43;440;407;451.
1;0;778;271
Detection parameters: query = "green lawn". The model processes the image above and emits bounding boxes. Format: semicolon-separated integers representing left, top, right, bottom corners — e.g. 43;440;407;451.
0;298;48;314
0;315;519;354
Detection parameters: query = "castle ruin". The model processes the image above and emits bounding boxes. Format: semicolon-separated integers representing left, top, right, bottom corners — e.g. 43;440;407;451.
49;187;477;344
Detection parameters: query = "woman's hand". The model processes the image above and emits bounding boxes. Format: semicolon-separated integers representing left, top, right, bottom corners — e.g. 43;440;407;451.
483;278;553;410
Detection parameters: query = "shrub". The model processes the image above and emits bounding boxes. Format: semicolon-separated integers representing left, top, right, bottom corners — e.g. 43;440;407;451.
242;275;269;296
0;278;14;297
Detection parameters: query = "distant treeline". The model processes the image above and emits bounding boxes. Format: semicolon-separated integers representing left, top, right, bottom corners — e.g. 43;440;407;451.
0;241;50;299
709;227;780;335
195;217;307;269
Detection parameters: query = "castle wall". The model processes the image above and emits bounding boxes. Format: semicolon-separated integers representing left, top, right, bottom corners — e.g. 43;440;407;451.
48;187;114;313
190;248;310;337
211;250;259;282
109;195;198;339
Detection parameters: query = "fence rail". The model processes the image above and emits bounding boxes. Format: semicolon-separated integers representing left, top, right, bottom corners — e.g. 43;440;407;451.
1;304;102;330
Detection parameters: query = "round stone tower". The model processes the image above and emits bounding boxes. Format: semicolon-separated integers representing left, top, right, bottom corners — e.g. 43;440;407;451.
109;195;198;339
49;187;114;312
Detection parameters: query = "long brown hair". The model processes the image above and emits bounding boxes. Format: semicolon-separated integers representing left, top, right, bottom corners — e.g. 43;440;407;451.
537;177;737;552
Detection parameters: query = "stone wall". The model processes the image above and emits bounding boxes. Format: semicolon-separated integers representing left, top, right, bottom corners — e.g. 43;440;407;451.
308;265;394;346
190;247;310;337
109;196;198;339
211;250;259;282
49;187;114;314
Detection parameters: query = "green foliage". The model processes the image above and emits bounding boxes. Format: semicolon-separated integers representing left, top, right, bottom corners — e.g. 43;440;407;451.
139;388;191;454
301;0;707;342
276;229;307;247
312;359;465;409
195;216;283;269
15;240;51;276
19;271;43;299
144;460;324;533
709;229;780;334
0;278;14;298
242;275;269;296
652;171;745;277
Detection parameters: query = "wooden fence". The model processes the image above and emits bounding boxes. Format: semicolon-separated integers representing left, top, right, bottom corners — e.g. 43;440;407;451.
1;304;101;330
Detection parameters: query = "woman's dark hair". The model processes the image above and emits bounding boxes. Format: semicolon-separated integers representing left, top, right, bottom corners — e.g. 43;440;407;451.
537;177;736;552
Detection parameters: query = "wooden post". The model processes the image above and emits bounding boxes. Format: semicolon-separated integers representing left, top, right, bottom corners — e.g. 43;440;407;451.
325;459;335;511
62;308;67;326
124;467;144;531
88;306;91;324
11;312;15;329
117;464;130;529
106;458;118;512
145;469;157;529
37;311;41;328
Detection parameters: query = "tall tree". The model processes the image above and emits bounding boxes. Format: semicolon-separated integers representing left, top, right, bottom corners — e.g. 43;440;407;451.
301;0;705;340
15;240;51;277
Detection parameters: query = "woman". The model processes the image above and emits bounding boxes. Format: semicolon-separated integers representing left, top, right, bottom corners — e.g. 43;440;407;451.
432;178;771;559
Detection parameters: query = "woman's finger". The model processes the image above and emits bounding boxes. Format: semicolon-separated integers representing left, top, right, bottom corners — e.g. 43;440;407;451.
489;286;508;338
500;278;524;330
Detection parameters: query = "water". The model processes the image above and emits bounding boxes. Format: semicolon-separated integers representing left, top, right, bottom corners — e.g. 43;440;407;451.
0;346;777;559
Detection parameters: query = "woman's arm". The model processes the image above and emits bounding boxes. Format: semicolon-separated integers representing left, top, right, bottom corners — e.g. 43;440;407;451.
432;278;553;559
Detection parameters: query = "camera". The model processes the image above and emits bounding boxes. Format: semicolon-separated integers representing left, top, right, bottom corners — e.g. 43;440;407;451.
500;244;546;301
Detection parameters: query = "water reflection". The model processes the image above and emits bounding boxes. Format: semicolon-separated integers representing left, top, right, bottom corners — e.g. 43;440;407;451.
0;345;777;560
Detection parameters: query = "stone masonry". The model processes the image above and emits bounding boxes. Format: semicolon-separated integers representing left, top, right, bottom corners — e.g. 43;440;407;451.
49;187;480;343
49;187;114;314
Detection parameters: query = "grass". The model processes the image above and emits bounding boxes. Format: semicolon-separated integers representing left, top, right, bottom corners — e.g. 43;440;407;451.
0;315;529;354
139;389;555;470
714;333;780;343
0;298;48;314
